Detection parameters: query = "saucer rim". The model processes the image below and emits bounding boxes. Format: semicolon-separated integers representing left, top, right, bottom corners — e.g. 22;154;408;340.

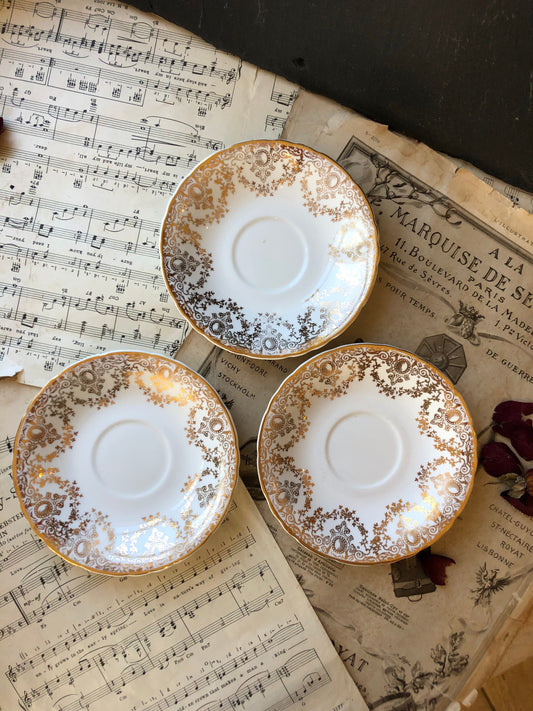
257;342;478;566
12;350;240;576
160;138;380;360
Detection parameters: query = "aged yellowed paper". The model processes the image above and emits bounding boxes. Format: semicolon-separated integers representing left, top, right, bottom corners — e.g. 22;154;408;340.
178;90;533;709
0;376;366;711
0;0;298;386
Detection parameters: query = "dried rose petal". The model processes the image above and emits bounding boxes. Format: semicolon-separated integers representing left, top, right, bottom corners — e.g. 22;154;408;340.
420;551;456;586
480;441;523;477
510;421;533;461
499;473;527;498
493;400;533;437
501;491;533;517
493;400;533;423
526;470;533;496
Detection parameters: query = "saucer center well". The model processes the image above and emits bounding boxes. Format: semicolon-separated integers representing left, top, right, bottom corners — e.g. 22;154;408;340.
93;420;170;497
232;216;308;292
326;412;402;489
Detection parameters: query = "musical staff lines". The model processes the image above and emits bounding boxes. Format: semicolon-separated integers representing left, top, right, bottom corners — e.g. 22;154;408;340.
271;81;298;108
0;334;95;365
0;435;14;456
7;559;286;710
0;0;296;385
0;90;224;152
1;1;240;111
0;533;256;641
265;114;287;132
1;119;204;179
0;558;106;638
0;188;160;235
0;47;238;105
1;282;182;331
13;622;305;710
0;536;45;571
0;146;180;194
1;242;164;284
148;647;329;711
1;213;160;260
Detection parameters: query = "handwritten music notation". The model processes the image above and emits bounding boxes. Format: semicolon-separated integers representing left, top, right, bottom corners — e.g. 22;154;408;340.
0;0;297;385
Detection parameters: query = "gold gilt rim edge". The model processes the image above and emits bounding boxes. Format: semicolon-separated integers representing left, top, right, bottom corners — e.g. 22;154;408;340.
257;342;478;566
12;350;240;577
159;138;380;360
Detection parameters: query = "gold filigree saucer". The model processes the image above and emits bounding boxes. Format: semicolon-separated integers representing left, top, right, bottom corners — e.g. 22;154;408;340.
258;344;477;565
161;140;379;359
13;352;239;575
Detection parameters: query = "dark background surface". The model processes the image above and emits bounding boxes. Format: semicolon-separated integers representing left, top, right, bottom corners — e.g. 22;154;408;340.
132;0;533;193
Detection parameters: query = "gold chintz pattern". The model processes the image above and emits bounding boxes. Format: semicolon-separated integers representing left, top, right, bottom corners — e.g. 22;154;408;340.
13;352;238;575
161;140;379;358
258;345;477;565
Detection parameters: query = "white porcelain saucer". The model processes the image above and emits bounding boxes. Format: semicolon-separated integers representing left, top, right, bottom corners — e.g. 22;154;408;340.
258;344;477;565
13;352;239;575
161;140;379;358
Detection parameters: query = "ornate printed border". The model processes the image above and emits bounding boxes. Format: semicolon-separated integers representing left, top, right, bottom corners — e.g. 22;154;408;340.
160;139;379;358
258;344;477;565
13;352;239;575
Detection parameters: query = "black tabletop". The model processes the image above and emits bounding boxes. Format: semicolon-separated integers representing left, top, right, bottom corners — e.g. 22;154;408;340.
132;0;533;194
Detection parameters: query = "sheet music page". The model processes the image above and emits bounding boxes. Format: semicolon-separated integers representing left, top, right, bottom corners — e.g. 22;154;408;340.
0;0;298;386
0;376;366;711
177;90;533;709
450;158;533;214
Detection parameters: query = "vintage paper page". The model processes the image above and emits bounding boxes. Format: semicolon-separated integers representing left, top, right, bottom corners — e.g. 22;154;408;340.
0;376;366;711
451;159;533;215
0;0;298;386
177;90;533;710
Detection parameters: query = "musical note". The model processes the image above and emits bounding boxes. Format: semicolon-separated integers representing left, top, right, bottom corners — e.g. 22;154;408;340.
6;559;285;706
265;114;286;132
271;85;298;107
0;436;14;455
0;11;339;706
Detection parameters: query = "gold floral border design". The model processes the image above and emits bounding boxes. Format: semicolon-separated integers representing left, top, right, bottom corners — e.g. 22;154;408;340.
160;139;379;359
13;352;239;575
258;344;477;565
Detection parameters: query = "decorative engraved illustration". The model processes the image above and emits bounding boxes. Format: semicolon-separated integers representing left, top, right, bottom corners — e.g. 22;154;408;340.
338;152;462;226
415;334;467;384
470;563;512;607
380;631;469;711
446;303;485;346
